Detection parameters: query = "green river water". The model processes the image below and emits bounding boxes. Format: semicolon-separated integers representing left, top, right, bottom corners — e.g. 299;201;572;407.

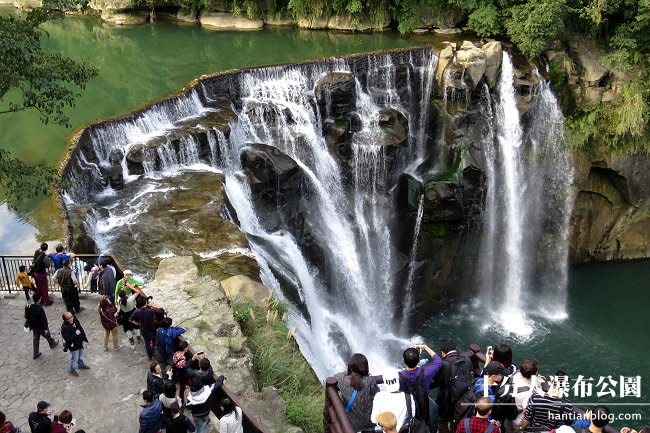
1;11;648;427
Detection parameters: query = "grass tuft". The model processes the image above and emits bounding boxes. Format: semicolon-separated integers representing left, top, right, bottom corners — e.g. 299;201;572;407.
231;297;324;433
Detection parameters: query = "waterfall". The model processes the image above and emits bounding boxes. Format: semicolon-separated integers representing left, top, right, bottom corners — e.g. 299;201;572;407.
402;195;425;333
478;53;574;337
62;46;574;377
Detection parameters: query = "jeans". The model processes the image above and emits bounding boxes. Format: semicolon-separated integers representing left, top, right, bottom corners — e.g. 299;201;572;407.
193;415;209;433
69;348;87;372
142;332;155;358
429;397;439;433
32;329;56;357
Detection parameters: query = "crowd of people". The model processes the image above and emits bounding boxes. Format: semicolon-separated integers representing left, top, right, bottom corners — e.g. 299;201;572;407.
6;243;246;433
334;342;647;433
8;243;647;433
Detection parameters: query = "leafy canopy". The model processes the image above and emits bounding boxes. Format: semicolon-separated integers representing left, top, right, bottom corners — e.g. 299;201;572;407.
0;2;97;205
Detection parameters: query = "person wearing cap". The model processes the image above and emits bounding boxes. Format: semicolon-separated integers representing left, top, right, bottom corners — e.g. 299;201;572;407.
114;269;144;305
28;401;58;433
473;361;508;403
371;370;416;431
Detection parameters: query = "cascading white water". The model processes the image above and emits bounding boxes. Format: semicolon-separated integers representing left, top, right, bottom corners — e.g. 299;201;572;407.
66;46;574;377
478;54;574;337
402;195;425;333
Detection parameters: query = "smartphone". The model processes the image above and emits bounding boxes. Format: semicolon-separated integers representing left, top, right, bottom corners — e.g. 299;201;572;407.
197;351;204;355
486;346;493;355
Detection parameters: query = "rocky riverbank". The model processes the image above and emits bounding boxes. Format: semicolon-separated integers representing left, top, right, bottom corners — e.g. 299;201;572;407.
144;255;304;433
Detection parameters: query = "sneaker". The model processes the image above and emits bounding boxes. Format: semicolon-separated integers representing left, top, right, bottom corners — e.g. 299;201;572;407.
33;352;42;360
78;365;91;370
78;306;86;312
114;346;121;350
103;347;108;352
69;371;79;377
129;337;134;345
44;301;53;306
136;336;143;343
50;340;59;349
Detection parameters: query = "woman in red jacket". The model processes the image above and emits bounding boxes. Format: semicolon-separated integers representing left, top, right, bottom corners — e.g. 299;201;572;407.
98;298;120;351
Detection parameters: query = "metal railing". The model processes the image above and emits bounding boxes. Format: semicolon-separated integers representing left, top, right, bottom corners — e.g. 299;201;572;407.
0;254;124;293
323;345;622;433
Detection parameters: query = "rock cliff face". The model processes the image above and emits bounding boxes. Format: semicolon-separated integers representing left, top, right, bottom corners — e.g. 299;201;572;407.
144;256;301;433
571;151;650;262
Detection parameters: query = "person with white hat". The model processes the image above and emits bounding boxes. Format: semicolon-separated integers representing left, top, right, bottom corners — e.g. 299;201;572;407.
114;269;144;304
371;370;417;431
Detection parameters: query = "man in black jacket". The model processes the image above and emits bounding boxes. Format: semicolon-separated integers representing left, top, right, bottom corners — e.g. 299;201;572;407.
25;293;59;359
147;362;173;399
28;401;58;433
61;312;90;377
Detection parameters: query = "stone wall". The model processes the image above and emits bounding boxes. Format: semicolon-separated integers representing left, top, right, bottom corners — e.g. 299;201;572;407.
143;256;302;433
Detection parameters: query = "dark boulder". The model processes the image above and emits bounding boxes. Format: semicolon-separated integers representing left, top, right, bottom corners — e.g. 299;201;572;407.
377;108;409;148
423;181;464;222
239;143;307;232
314;72;357;118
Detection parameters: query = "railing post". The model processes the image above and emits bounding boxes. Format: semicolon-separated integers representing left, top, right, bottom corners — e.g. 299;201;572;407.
324;377;337;433
1;257;11;294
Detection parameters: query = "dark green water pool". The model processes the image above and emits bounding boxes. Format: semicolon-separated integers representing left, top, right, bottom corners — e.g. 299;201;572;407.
420;260;650;427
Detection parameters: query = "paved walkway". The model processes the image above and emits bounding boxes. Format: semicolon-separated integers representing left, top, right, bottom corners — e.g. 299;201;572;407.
0;292;151;433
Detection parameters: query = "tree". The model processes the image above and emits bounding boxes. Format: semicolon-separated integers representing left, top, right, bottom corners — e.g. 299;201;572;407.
0;4;97;205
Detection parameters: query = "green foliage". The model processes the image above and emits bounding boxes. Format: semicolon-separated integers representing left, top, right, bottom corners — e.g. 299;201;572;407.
0;8;97;127
505;0;567;57
467;2;501;36
0;149;61;208
0;3;96;205
567;71;650;153
231;296;323;433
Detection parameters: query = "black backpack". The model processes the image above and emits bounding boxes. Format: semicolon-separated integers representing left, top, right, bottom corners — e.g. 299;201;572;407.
453;384;479;423
399;369;429;422
399;393;427;433
490;377;520;422
447;355;475;405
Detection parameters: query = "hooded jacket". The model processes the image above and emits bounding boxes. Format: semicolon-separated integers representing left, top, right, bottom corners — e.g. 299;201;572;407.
185;376;225;418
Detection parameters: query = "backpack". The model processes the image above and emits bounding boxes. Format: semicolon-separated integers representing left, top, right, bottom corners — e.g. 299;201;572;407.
399;393;427;433
448;355;476;404
399;369;429;422
453;385;479;423
24;305;33;330
491;377;519;422
462;417;496;433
